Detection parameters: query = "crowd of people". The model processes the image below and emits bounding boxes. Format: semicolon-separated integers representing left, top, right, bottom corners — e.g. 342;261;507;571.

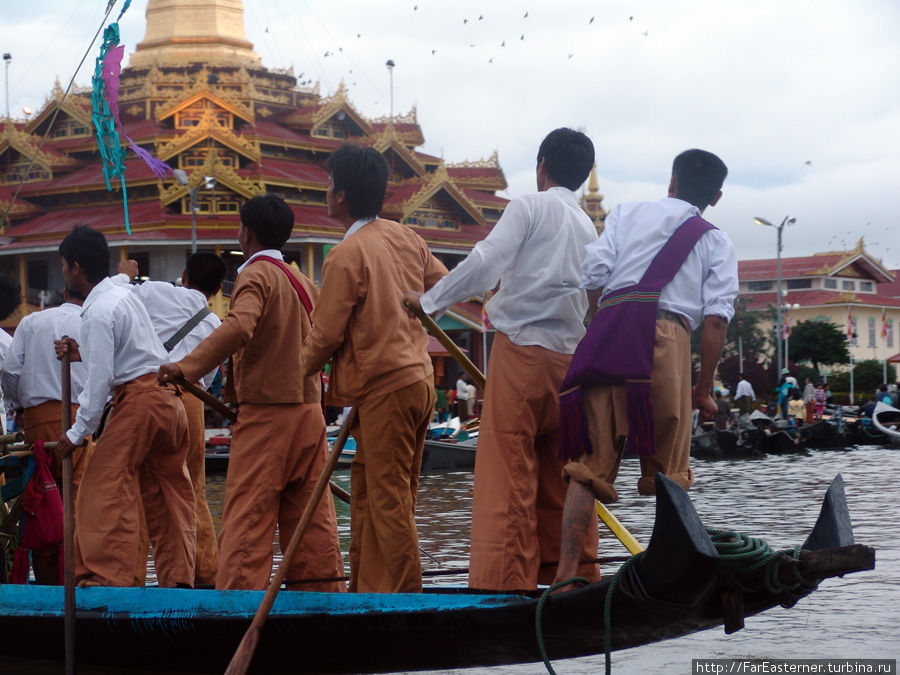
2;132;741;596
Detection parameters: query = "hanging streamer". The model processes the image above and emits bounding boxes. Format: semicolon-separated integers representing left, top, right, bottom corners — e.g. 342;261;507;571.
90;0;172;235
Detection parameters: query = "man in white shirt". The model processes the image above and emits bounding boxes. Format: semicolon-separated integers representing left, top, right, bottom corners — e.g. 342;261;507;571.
1;289;89;584
554;149;738;585
0;275;23;434
54;226;195;588
735;373;756;415
116;252;225;588
405;128;601;592
455;374;469;421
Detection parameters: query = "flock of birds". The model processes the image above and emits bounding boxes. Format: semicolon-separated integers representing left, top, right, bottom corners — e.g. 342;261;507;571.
279;7;652;87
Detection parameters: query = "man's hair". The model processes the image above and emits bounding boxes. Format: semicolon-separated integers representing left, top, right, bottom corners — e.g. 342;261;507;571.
739;372;745;379
186;252;227;297
536;128;595;191
327;144;388;219
239;194;295;249
0;274;22;321
672;149;728;210
59;225;110;284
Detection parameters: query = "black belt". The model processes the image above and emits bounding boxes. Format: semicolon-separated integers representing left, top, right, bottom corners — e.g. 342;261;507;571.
656;309;689;331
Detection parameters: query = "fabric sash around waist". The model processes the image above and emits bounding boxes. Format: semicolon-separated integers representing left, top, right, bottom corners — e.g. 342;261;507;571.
113;372;170;403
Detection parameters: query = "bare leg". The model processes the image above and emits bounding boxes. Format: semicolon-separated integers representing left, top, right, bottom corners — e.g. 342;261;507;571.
552;480;597;586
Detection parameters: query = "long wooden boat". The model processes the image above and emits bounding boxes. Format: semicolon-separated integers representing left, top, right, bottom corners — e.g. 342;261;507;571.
872;401;900;444
422;437;477;471
0;473;874;673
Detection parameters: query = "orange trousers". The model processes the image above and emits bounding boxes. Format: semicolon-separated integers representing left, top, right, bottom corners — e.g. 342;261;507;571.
563;319;694;502
182;391;218;586
75;375;195;587
216;402;344;592
469;332;600;592
349;377;434;593
22;401;92;585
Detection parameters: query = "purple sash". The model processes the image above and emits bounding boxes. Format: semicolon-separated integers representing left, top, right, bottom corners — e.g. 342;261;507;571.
559;215;715;460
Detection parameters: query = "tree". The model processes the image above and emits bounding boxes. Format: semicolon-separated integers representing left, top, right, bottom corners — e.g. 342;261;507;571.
724;297;768;361
717;354;770;401
830;359;897;395
785;320;850;374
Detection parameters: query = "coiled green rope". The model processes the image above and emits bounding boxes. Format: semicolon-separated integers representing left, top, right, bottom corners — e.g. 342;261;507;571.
537;528;819;674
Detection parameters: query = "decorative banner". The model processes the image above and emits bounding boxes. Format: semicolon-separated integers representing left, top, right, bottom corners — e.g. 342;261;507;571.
847;308;856;343
90;0;172;235
782;313;791;340
882;307;888;341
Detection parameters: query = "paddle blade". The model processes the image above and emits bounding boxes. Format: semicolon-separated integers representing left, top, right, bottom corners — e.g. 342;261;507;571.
803;474;854;551
224;627;261;675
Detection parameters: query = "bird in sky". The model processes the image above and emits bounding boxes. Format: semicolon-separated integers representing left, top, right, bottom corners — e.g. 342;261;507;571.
413;4;418;9
520;34;525;40
478;14;484;20
589;16;595;24
805;160;812;165
524;11;529;18
431;49;436;55
629;16;634;21
488;58;493;63
501;40;506;46
643;30;649;36
568;53;573;59
463;18;468;24
357;33;361;38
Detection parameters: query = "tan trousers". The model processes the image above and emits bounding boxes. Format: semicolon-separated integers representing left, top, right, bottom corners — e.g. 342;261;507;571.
22;401;92;585
563;319;694;502
216;402;344;592
75;375;195;587
349;377;434;593
469;333;600;592
182;391;218;586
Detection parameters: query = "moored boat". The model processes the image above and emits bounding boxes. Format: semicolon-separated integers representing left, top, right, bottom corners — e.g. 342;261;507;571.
0;473;874;673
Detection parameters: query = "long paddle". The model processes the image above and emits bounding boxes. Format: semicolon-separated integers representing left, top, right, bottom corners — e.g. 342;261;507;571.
224;406;357;675
404;299;644;555
61;354;76;675
172;375;349;503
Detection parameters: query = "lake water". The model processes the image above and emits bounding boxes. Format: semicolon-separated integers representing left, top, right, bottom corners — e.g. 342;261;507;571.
9;444;898;674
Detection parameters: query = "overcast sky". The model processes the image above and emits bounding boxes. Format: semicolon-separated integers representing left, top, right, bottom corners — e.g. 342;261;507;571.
3;0;899;268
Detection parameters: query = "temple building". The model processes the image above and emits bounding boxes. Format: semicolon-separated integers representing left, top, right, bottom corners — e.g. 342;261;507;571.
0;0;517;377
738;238;900;373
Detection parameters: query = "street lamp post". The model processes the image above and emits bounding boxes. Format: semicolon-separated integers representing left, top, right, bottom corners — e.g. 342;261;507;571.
173;170;216;253
754;215;796;380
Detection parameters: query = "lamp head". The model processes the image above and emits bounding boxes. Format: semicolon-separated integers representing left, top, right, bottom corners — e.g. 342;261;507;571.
172;169;189;186
754;216;773;228
385;59;395;70
786;217;796;226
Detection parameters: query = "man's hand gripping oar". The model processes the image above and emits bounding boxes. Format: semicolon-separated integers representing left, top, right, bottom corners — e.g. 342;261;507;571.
402;294;643;556
158;369;349;504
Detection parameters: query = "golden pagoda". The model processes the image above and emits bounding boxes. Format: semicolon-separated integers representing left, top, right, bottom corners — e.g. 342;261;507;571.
579;164;607;234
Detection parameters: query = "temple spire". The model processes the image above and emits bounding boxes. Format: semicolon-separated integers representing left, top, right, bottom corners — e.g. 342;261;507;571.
129;0;261;68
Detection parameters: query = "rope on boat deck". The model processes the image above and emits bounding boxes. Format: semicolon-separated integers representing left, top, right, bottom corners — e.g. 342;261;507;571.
536;529;820;675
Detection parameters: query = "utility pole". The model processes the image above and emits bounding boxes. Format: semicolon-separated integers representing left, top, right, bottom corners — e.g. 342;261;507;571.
385;59;395;118
3;53;11;119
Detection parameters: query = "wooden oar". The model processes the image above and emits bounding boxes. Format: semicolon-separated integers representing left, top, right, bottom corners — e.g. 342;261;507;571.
61;354;76;675
406;299;644;555
224;407;357;675
172;375;350;504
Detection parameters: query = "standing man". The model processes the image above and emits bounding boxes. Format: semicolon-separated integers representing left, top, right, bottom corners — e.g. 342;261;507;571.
455;374;469;421
553;149;738;585
53;226;195;588
1;290;89;584
116;252;226;588
405;128;601;592
802;376;816;424
735;372;756;415
304;144;447;593
0;275;23;434
159;195;344;592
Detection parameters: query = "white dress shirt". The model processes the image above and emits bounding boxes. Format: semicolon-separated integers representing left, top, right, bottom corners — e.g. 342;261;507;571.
735;379;756;401
0;330;11;434
420;187;598;354
581;198;738;331
237;249;284;274
343;216;376;239
456;378;468;401
1;303;87;410
128;280;221;390
66;276;169;444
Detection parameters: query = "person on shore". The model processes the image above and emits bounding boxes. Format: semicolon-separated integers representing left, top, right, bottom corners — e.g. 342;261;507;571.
405;128;601;592
159;195;344;592
802;377;816;424
455;374;469;421
553;149;737;586
54;226;195;588
1;289;90;584
116;252;225;588
788;388;805;424
734;373;756;415
304;144;447;593
814;382;827;419
466;379;476;418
